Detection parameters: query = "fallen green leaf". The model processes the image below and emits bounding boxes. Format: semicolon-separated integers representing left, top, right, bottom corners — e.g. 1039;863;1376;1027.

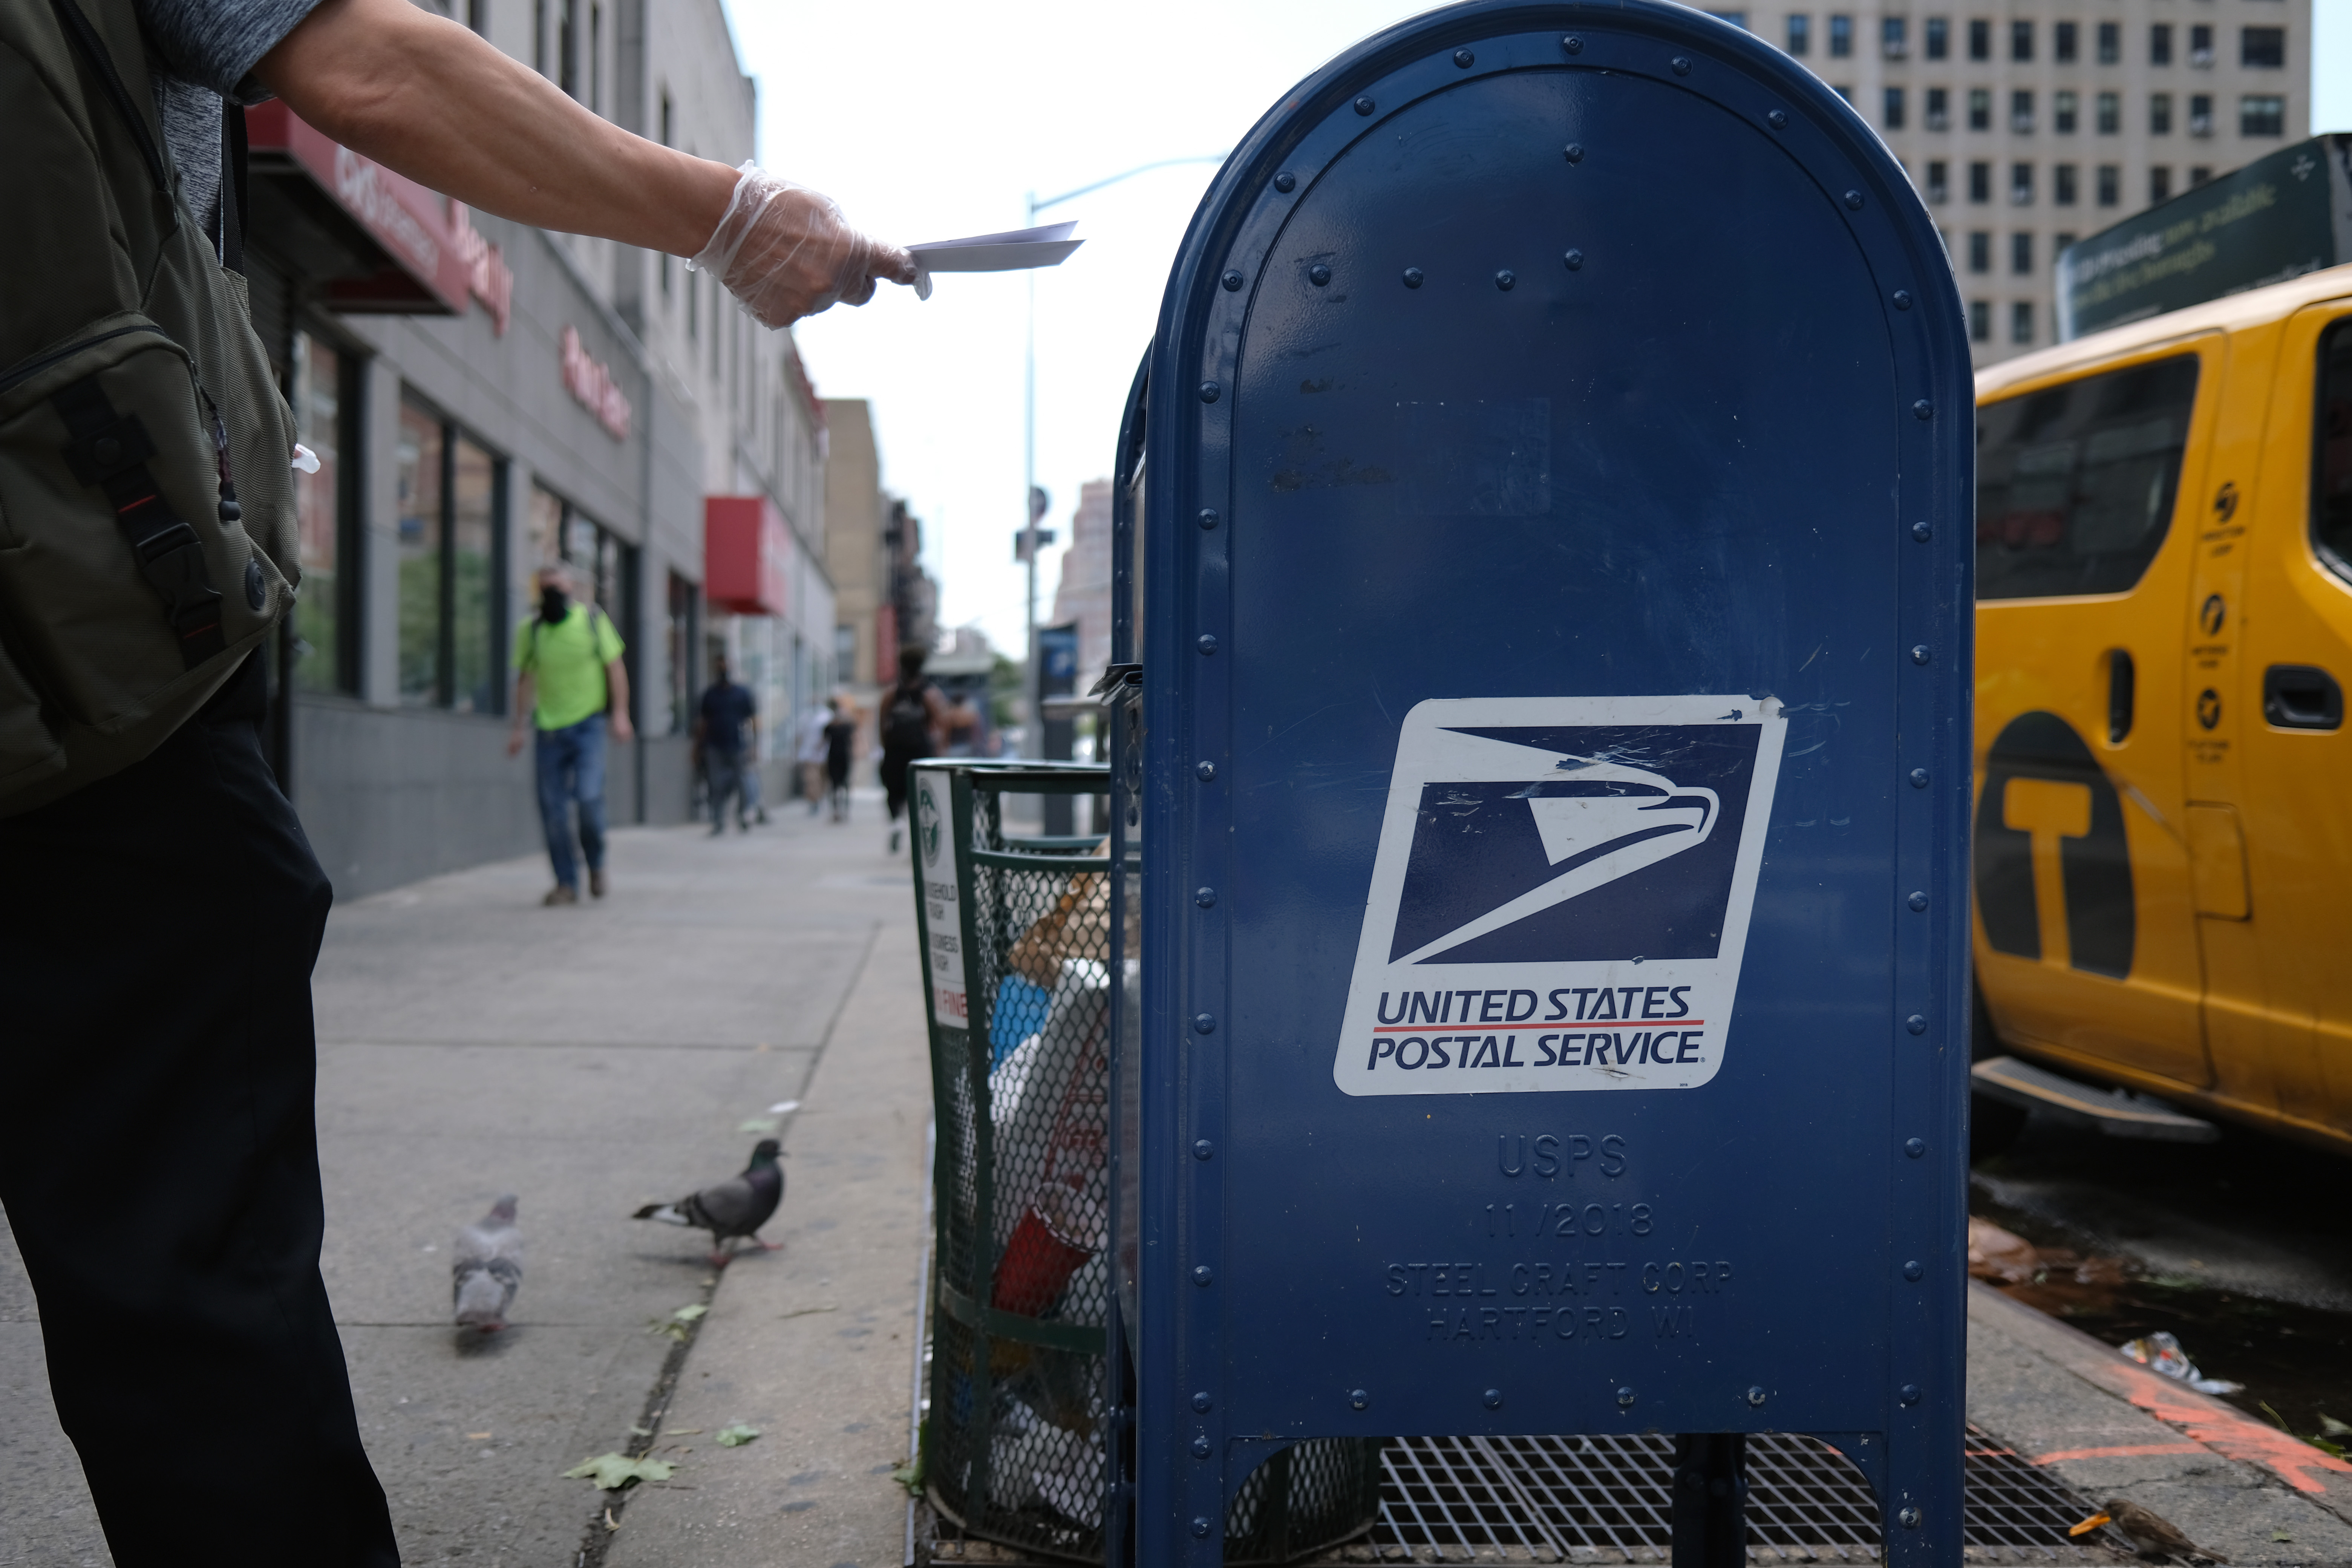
2272;1531;2295;1544
564;1453;677;1490
715;1424;760;1447
2320;1414;2352;1438
671;1303;709;1322
738;1117;779;1134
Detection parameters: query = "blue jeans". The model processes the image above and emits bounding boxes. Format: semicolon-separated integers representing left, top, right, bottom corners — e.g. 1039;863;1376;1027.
534;715;607;889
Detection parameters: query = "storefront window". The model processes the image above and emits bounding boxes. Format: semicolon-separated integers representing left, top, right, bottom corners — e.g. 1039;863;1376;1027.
396;401;444;705
291;333;352;694
401;394;509;711
668;570;699;733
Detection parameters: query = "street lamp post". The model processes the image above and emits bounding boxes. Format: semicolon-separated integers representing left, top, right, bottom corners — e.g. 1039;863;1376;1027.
1019;155;1225;755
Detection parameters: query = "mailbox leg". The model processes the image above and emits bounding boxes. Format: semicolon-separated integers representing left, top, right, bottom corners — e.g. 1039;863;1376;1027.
1670;1433;1747;1568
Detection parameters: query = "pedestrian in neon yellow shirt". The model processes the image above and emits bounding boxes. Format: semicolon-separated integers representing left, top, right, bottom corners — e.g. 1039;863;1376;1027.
506;564;633;904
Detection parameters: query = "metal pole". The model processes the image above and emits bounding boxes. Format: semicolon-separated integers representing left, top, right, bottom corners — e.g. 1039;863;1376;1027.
1023;190;1039;757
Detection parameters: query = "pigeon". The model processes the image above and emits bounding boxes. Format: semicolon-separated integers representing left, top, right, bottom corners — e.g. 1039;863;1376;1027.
2094;1498;2229;1563
452;1195;523;1333
632;1139;784;1265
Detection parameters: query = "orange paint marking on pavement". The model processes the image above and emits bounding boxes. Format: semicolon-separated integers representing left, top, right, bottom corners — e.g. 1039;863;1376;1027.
2032;1443;2207;1465
2099;1361;2352;1494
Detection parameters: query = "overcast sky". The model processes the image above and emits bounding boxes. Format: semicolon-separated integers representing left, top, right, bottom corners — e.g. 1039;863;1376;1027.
730;0;2352;661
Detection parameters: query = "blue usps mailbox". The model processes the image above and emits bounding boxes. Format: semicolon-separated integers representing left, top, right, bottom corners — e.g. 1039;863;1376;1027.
1124;1;1974;1563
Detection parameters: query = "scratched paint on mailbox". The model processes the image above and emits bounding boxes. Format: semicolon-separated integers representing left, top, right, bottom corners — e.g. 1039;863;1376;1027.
1334;696;1786;1095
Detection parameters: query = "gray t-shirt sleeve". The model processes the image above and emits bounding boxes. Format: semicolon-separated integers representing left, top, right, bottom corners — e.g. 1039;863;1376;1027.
134;0;322;102
133;0;322;255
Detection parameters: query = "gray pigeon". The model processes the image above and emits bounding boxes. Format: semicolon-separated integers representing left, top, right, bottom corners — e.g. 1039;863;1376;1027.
452;1195;523;1333
632;1139;784;1264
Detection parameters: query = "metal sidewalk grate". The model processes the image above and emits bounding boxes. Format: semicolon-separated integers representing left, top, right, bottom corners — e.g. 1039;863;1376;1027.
1328;1426;2154;1564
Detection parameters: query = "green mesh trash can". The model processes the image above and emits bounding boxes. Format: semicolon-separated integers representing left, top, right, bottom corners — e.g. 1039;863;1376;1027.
908;761;1381;1564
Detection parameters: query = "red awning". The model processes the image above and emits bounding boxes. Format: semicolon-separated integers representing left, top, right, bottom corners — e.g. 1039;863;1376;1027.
244;102;469;315
705;497;790;617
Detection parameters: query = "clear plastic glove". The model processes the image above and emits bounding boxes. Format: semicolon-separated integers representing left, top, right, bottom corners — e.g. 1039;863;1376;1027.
688;163;917;328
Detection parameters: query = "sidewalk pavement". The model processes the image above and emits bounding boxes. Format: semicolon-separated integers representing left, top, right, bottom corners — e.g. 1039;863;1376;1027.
8;793;2352;1566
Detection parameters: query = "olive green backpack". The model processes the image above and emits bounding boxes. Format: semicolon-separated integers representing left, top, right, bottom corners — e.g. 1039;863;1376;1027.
0;0;299;816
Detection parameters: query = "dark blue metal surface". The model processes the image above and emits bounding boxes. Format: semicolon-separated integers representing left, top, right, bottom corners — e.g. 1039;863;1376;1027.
1130;4;1973;1566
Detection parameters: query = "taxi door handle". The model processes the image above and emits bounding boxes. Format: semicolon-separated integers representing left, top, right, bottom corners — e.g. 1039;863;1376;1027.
2262;665;2344;730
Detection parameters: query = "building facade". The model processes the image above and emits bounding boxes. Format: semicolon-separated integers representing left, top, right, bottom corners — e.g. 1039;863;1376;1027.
1732;0;2312;363
242;0;832;894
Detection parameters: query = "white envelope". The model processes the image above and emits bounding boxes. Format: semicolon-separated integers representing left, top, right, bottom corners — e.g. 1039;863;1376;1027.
906;222;1084;299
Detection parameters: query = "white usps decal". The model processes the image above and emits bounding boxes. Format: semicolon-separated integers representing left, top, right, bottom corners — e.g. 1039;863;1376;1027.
1333;696;1786;1096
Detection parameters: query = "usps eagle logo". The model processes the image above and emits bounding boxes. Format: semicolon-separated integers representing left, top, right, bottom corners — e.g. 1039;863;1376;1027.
1333;696;1786;1096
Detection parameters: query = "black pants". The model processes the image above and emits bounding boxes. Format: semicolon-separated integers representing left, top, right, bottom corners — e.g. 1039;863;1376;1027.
0;660;399;1567
880;746;925;820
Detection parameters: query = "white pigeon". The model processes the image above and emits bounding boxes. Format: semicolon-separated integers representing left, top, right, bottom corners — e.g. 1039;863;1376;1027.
452;1195;523;1333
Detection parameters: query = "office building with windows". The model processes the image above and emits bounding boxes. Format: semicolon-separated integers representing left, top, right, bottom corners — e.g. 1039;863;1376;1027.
240;0;833;894
1726;0;2311;363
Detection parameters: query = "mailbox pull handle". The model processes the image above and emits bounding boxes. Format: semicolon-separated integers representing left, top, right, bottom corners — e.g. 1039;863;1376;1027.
2262;664;2343;730
1090;662;1144;703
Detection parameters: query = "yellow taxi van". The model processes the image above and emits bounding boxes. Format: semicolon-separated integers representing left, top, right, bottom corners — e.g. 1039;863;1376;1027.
1969;261;2352;1155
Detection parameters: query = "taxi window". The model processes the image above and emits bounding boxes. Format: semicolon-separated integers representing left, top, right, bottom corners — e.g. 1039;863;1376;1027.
2315;319;2352;585
1976;354;2199;599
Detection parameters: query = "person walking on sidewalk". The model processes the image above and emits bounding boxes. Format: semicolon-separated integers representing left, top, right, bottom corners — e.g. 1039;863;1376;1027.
825;695;859;822
508;564;632;902
1;0;914;1559
880;646;957;854
796;697;833;815
695;655;759;836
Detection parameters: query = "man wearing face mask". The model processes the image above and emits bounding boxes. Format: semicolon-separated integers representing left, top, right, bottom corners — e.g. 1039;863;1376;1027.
507;563;633;905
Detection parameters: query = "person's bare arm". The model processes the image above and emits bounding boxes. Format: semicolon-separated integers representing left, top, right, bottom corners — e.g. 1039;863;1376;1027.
506;671;535;756
606;659;635;744
258;0;732;256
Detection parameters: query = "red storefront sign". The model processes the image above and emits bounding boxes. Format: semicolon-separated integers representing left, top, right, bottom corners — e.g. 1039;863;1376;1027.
562;326;632;441
705;497;790;617
244;103;513;333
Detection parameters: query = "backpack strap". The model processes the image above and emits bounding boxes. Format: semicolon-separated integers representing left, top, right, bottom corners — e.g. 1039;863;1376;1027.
52;379;226;667
221;101;248;275
45;0;168;193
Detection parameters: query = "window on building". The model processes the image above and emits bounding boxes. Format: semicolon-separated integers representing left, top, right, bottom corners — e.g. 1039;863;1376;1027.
1787;13;1810;53
1969;160;1992;202
2241;27;2285;68
2054;20;2077;63
1926;15;1948;57
2240;94;2286;137
2190;24;2213;66
1968;17;1989;59
2096;21;2119;64
2189;94;2213;136
397;399;507;713
1927;159;1951;201
2189;166;2213;187
658;95;674;300
2055;163;2079;204
1969;300;1992;341
466;0;485;34
532;0;545;73
2096;164;2120;206
2055;90;2078;133
2010;301;2033;345
2010;18;2032;60
2150;165;2172;203
291;332;357;696
1833;83;1854;103
1927;86;1950;129
2150;23;2172;66
666;571;700;734
1707;10;1750;27
1829;14;1852;55
589;1;600;112
2150;93;2173;135
2011;231;2034;275
2097;92;2120;134
1885;86;1907;128
2055;231;2077;257
2011;90;2035;132
1977;354;2200;599
1883;15;1907;56
558;0;577;98
2011;162;2035;205
1969;87;1991;130
2314;320;2352;584
1968;231;1992;272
